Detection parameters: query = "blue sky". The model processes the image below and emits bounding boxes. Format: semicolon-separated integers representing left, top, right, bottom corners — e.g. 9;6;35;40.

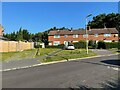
2;2;118;34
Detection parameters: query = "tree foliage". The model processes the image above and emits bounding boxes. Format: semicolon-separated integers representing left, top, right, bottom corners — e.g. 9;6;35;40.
88;13;120;31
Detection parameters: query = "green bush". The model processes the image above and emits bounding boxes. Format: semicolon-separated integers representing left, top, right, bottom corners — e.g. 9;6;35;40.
73;40;86;49
46;44;65;49
105;42;119;49
34;45;42;48
88;40;97;49
97;41;106;49
88;40;94;46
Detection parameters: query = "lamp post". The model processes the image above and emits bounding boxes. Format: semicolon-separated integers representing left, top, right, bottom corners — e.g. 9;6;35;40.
86;14;92;54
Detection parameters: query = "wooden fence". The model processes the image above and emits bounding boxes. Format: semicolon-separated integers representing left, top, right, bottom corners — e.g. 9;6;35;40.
0;40;34;52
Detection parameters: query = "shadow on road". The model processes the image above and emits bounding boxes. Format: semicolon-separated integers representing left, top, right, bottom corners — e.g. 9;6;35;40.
69;79;120;90
101;60;120;66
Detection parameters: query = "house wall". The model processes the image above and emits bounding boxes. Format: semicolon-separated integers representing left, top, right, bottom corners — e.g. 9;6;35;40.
0;26;3;36
0;41;34;52
48;34;118;45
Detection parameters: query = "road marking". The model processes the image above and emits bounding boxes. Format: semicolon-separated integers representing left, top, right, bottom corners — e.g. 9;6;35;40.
112;67;119;71
107;66;119;71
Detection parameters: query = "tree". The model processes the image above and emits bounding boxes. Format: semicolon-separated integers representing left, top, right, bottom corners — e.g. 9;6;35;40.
22;29;30;41
88;13;120;30
16;27;24;41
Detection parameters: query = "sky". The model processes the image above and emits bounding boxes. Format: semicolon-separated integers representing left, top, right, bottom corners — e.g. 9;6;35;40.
2;2;118;34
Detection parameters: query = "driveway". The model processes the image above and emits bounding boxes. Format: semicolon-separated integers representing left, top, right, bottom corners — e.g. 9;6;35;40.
2;55;119;88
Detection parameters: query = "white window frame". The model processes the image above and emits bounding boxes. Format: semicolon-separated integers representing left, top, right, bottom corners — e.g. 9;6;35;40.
83;34;88;38
104;40;112;42
94;34;98;37
53;41;60;46
64;35;68;38
73;34;78;38
104;34;111;37
73;41;78;43
115;34;118;37
54;35;60;38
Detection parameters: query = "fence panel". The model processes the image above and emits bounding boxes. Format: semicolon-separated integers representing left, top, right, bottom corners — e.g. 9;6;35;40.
0;41;34;52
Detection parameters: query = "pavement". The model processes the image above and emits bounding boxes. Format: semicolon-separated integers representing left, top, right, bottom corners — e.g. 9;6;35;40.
0;49;118;71
2;54;120;88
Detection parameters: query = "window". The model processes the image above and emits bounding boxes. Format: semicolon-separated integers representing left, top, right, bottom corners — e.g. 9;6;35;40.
83;34;88;38
104;34;111;37
64;35;68;38
53;41;60;45
115;34;118;37
54;35;60;38
94;34;98;37
73;41;78;43
73;34;78;38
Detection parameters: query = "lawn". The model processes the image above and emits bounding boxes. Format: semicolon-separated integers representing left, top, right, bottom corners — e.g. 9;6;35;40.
41;49;97;62
1;48;59;62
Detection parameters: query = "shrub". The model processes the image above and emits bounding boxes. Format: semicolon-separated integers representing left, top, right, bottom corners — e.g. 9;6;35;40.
34;45;42;48
105;42;119;49
88;40;94;46
46;44;65;49
73;40;86;49
97;41;106;49
88;40;97;49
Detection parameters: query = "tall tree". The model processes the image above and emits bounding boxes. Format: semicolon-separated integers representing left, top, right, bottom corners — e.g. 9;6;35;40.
16;27;24;41
88;13;120;30
23;29;30;41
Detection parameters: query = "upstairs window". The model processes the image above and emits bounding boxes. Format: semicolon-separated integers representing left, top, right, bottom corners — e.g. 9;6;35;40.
54;35;60;38
94;34;98;37
104;34;111;37
83;34;88;38
73;34;78;38
64;35;68;38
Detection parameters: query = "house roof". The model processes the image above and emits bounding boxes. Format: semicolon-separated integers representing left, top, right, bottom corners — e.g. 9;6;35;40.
48;28;118;35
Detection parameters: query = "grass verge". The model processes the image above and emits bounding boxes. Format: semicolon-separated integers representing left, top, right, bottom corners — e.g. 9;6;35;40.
1;48;59;62
41;49;97;63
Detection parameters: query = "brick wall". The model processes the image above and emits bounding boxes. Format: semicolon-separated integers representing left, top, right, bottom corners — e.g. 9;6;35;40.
0;26;3;36
0;41;34;52
48;34;118;45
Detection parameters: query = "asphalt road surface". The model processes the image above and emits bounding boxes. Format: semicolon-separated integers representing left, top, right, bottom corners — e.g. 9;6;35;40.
2;55;119;88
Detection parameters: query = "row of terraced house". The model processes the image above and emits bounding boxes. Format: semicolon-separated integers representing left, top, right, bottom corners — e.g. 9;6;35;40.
48;28;118;46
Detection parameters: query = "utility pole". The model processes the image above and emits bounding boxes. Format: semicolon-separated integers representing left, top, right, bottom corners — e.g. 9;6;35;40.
86;14;92;54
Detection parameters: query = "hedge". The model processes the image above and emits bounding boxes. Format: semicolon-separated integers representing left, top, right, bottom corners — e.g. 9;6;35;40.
97;41;106;49
34;45;42;48
73;40;86;49
105;42;119;49
88;40;97;49
97;41;119;49
46;44;65;49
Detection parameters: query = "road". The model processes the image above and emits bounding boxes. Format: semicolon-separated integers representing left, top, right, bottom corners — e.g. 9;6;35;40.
2;55;119;88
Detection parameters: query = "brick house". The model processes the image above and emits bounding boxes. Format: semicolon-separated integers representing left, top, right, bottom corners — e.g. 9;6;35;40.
0;24;4;36
48;28;118;46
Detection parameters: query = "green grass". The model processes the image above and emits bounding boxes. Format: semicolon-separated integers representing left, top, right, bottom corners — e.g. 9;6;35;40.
42;49;97;62
35;48;59;57
1;48;59;62
1;49;36;62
